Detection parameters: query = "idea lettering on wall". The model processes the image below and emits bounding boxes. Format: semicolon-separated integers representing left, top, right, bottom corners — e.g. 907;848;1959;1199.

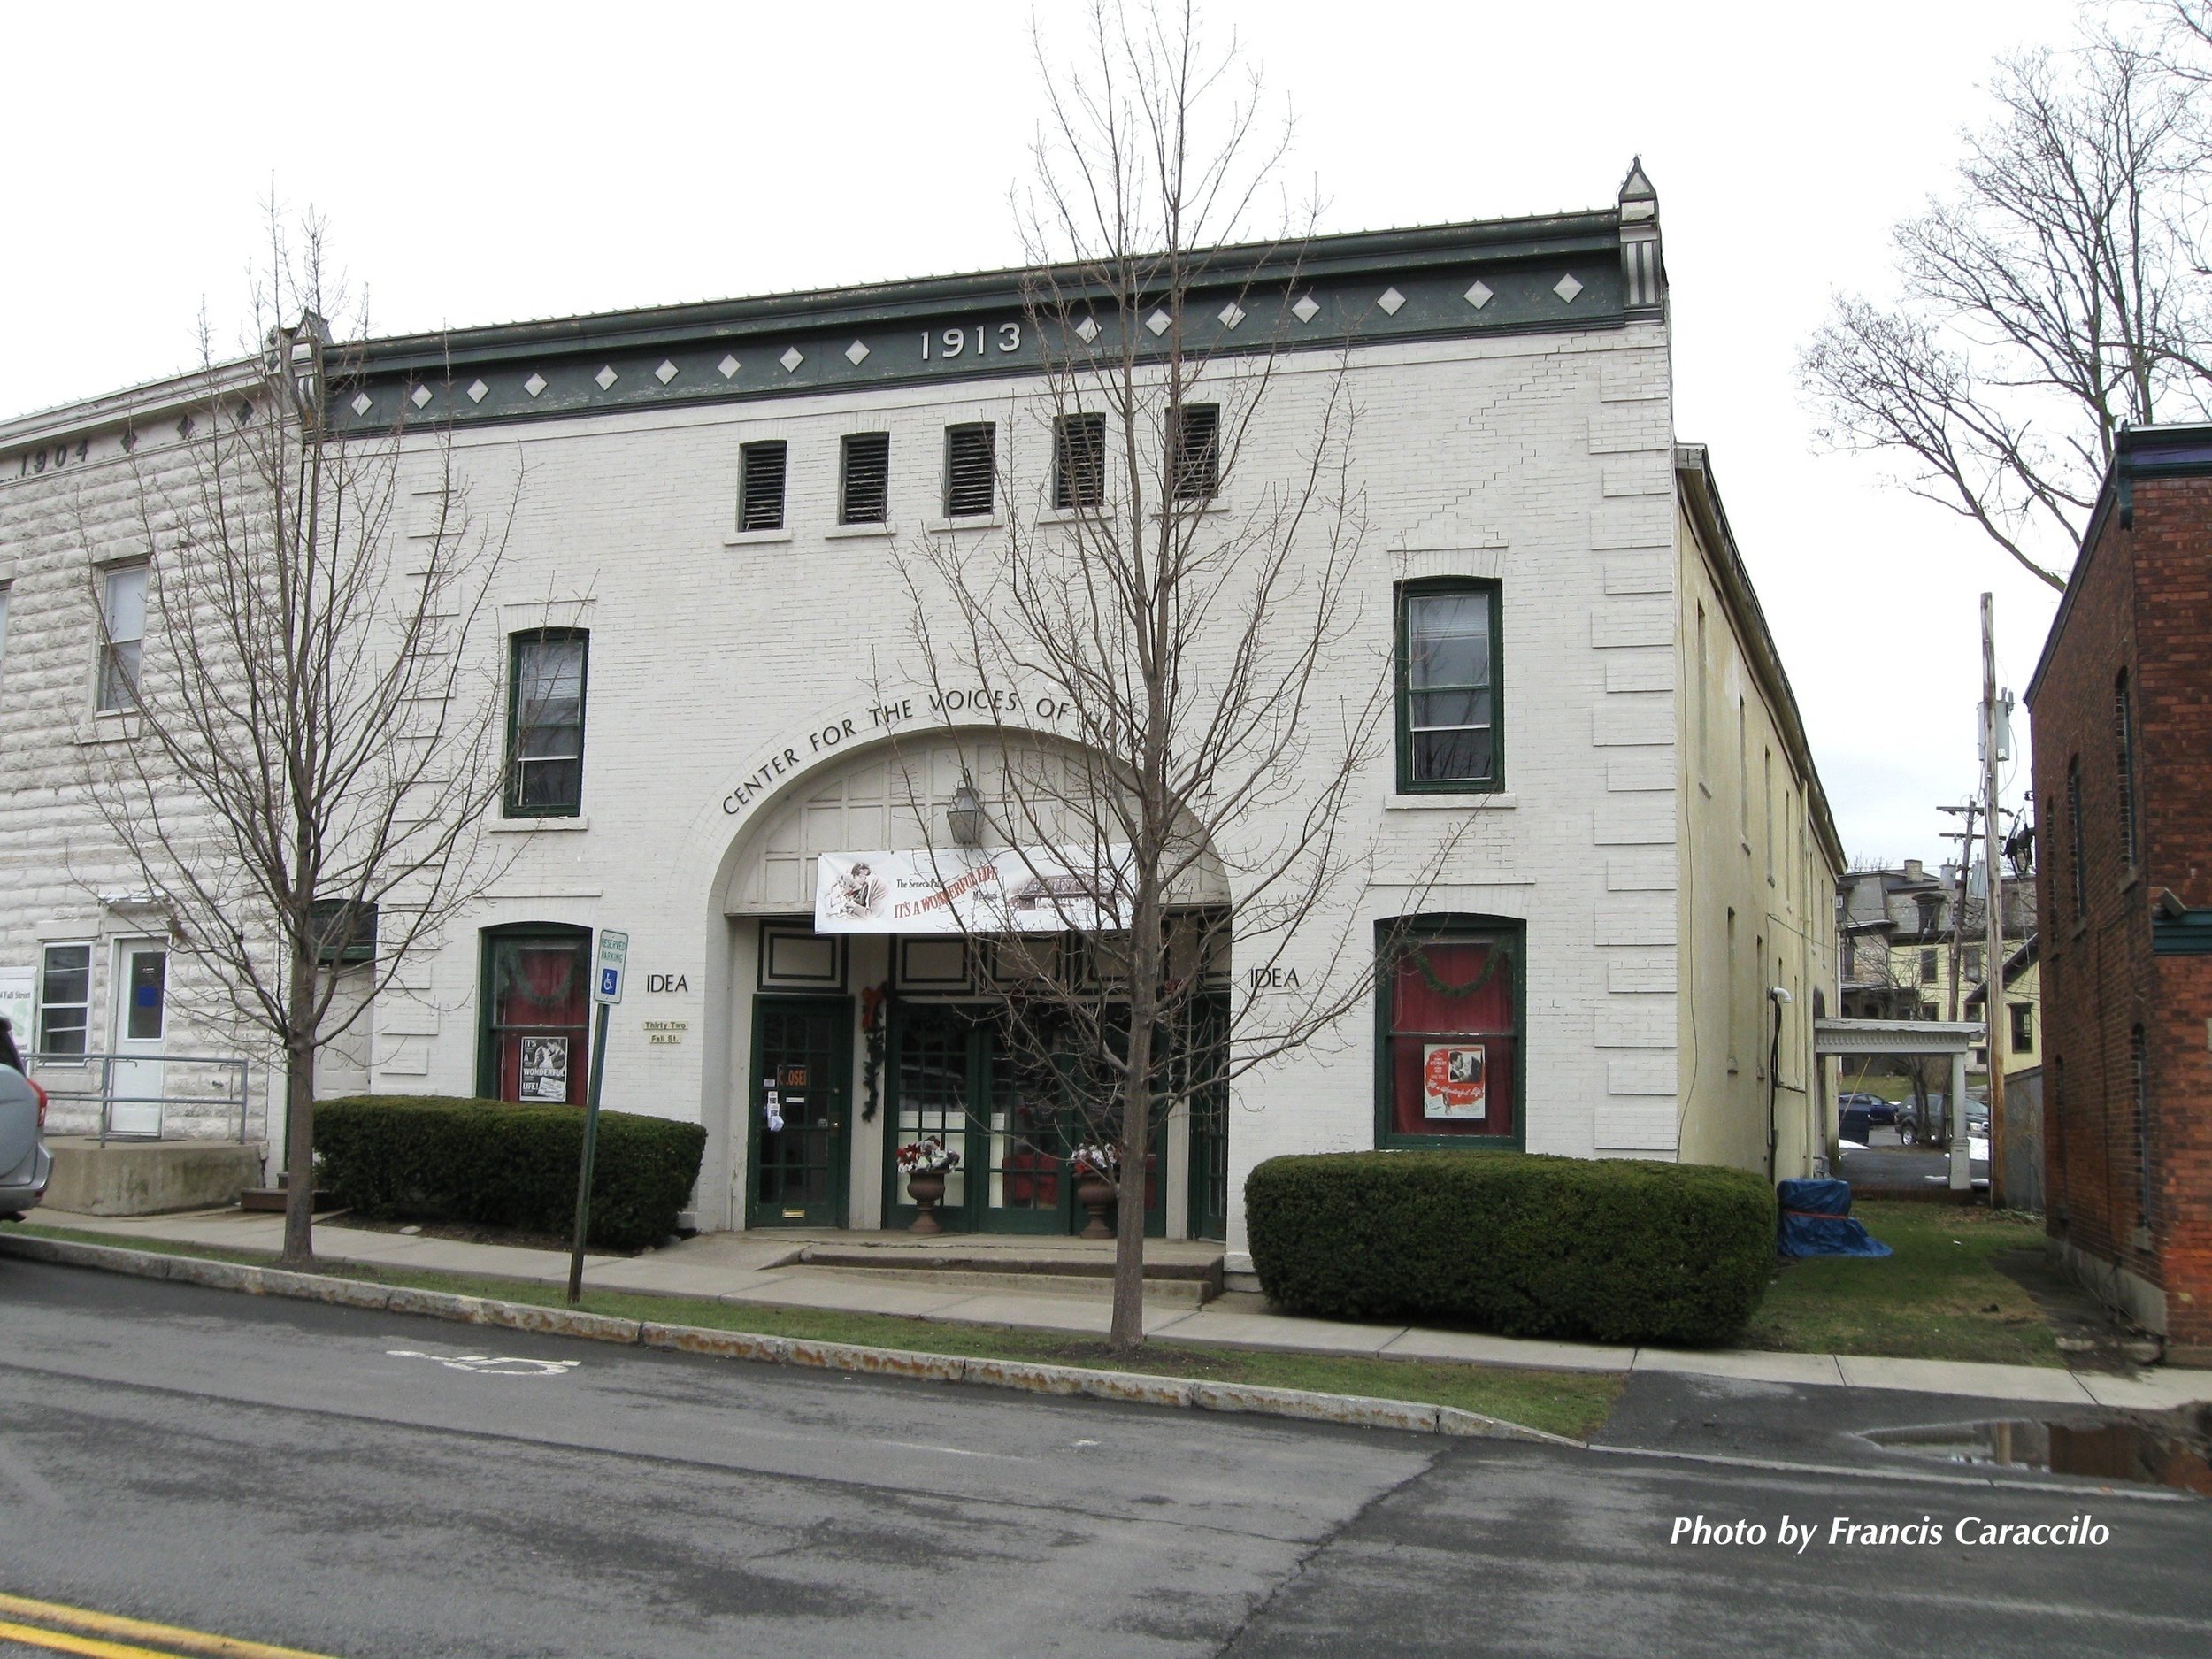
645;974;689;994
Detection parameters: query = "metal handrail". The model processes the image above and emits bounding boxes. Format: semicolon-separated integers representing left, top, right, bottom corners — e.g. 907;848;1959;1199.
21;1051;255;1145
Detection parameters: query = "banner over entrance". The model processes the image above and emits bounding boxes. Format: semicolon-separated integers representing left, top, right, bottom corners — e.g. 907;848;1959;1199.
815;847;1130;934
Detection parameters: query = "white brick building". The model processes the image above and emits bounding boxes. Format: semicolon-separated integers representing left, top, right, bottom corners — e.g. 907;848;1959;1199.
0;165;1843;1257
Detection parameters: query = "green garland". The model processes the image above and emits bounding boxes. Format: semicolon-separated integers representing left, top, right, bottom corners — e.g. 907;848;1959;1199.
1397;940;1511;1000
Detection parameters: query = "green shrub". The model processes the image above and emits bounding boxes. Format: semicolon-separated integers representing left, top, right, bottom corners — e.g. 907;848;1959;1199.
1245;1150;1776;1347
313;1095;707;1253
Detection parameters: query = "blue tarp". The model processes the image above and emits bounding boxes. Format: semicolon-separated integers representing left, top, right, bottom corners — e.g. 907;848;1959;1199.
1777;1178;1892;1258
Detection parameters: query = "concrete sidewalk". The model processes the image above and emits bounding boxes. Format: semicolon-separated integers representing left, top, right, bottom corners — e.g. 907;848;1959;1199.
27;1206;2211;1414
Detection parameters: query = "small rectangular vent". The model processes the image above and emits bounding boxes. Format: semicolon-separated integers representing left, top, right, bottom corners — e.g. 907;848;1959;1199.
1171;402;1220;501
740;440;788;532
841;432;890;525
945;422;996;518
1054;412;1105;511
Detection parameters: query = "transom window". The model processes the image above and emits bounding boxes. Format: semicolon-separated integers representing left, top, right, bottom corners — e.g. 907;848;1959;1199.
1396;580;1501;792
97;562;147;711
507;629;588;818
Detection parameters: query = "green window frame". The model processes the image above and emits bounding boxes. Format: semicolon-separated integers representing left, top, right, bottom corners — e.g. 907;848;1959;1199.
476;923;592;1104
1394;580;1502;794
1372;914;1525;1151
506;628;588;818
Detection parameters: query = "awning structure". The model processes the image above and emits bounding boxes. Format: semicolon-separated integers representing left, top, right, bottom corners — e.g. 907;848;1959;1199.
1814;1018;1984;1191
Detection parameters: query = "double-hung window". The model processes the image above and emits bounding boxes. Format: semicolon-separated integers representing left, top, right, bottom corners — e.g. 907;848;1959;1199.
945;423;996;517
1396;580;1501;792
97;563;147;711
37;943;92;1056
1054;412;1105;511
840;433;890;525
508;629;588;818
739;441;788;532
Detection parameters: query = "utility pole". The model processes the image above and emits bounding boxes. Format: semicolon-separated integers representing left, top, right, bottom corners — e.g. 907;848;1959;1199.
1981;593;2008;1209
1936;800;1977;1188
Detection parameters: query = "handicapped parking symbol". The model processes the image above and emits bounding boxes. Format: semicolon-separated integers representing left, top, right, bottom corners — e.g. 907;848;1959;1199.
388;1348;581;1377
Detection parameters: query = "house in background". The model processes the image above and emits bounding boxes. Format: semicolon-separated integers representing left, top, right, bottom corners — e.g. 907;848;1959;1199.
2025;420;2212;1367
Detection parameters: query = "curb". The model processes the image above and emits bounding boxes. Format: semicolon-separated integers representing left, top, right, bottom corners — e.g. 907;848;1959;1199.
0;1231;1578;1447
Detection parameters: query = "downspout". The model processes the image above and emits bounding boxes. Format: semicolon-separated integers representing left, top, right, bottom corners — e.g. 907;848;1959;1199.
1765;987;1792;1181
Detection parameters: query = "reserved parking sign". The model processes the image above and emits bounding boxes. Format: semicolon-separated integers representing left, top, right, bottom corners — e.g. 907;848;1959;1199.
593;930;629;1004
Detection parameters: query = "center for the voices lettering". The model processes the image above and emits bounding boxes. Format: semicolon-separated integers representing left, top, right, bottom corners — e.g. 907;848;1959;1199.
1669;1514;2109;1551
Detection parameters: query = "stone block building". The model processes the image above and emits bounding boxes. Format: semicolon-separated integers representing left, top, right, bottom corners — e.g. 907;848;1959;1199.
0;165;1843;1259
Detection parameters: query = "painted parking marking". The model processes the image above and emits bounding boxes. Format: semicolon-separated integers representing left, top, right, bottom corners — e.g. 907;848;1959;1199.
384;1349;580;1377
0;1592;337;1658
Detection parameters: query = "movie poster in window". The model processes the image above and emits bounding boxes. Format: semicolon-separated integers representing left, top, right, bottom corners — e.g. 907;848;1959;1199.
519;1035;570;1102
1422;1042;1486;1119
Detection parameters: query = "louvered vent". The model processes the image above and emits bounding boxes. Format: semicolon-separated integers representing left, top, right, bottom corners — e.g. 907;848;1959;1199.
945;422;996;517
740;440;787;531
1054;412;1105;511
1171;403;1220;501
841;432;890;524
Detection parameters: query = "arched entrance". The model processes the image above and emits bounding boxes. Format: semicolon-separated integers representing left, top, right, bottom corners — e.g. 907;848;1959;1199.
716;729;1231;1237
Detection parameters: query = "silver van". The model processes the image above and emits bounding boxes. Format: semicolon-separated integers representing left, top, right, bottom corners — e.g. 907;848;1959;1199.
0;1065;52;1220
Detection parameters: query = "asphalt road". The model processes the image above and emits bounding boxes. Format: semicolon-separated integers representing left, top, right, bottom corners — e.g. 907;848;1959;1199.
0;1256;2204;1658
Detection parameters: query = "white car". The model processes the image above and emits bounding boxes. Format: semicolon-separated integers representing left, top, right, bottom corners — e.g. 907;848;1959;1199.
0;1064;51;1220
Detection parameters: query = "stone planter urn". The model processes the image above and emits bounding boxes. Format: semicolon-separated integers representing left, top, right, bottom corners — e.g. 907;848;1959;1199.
906;1171;948;1234
1074;1172;1116;1240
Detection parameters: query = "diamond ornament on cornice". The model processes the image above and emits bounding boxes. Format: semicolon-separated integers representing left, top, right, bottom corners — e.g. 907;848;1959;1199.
1074;316;1101;342
1464;280;1494;310
465;380;489;403
718;355;740;379
1553;273;1584;303
595;365;618;389
1377;286;1405;315
780;346;804;373
655;360;679;384
350;392;373;417
1218;301;1246;328
844;340;870;365
524;373;547;398
1146;309;1172;336
410;385;433;409
1291;293;1320;324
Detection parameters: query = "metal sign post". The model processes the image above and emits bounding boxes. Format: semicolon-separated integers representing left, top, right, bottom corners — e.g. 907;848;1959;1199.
567;929;628;1304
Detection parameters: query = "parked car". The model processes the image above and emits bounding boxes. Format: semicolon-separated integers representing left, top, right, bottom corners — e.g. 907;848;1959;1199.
0;1064;51;1221
1839;1092;1900;1126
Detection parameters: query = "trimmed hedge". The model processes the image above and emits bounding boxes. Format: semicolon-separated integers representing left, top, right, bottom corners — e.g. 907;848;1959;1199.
1245;1150;1776;1348
313;1095;707;1253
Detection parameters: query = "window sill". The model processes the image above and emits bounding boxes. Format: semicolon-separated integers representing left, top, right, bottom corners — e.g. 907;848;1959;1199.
723;528;795;547
1385;791;1516;811
78;713;141;745
925;514;1002;534
491;815;590;833
824;522;895;540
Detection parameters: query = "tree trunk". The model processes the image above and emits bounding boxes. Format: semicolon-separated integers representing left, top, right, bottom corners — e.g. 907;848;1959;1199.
280;951;317;1265
1109;890;1161;1354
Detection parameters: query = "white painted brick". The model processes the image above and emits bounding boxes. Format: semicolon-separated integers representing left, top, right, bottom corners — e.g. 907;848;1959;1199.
1607;751;1676;792
1607;949;1678;993
1604;649;1672;693
1605;853;1677;891
1594;795;1675;844
1592;694;1673;747
1592;597;1673;649
1603;553;1671;595
1595;996;1675;1047
1594;895;1673;946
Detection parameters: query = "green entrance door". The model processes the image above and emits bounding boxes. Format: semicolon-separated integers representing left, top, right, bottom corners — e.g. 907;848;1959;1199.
884;1002;1164;1235
748;997;852;1227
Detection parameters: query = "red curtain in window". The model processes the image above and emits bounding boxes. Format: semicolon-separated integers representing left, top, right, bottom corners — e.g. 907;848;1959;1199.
1388;940;1516;1138
493;939;589;1104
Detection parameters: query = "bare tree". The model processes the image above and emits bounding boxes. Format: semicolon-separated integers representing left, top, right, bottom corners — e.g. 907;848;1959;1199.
1800;24;2211;588
887;1;1440;1353
78;210;522;1263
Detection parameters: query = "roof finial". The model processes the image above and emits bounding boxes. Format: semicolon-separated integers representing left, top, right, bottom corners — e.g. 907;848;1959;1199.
1618;157;1657;222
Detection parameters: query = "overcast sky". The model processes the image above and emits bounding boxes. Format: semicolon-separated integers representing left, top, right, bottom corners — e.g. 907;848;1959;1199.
6;0;2091;868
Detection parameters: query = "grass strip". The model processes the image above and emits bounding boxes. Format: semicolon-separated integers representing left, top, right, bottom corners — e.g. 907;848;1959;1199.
12;1222;1622;1440
1737;1201;2061;1367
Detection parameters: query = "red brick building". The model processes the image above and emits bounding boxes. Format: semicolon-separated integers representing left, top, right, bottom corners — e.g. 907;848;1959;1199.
2025;421;2212;1366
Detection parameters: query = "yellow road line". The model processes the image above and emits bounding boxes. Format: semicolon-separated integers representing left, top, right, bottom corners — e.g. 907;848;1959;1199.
0;1596;337;1659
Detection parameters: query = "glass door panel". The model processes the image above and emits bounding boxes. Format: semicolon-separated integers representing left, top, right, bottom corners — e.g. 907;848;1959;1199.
750;998;850;1227
886;1005;974;1226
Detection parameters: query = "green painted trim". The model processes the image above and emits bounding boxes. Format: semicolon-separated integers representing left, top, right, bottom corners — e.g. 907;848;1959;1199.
1371;915;1528;1153
1394;578;1504;795
503;627;588;819
475;922;594;1101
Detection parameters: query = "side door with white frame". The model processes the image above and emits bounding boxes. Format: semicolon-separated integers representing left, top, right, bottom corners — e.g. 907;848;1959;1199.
109;941;168;1136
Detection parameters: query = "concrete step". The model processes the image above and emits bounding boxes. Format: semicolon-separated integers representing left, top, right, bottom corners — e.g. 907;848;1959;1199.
795;1240;1225;1302
43;1138;264;1217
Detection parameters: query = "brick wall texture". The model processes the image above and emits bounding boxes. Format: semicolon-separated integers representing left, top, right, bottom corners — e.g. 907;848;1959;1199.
2032;471;2212;1351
